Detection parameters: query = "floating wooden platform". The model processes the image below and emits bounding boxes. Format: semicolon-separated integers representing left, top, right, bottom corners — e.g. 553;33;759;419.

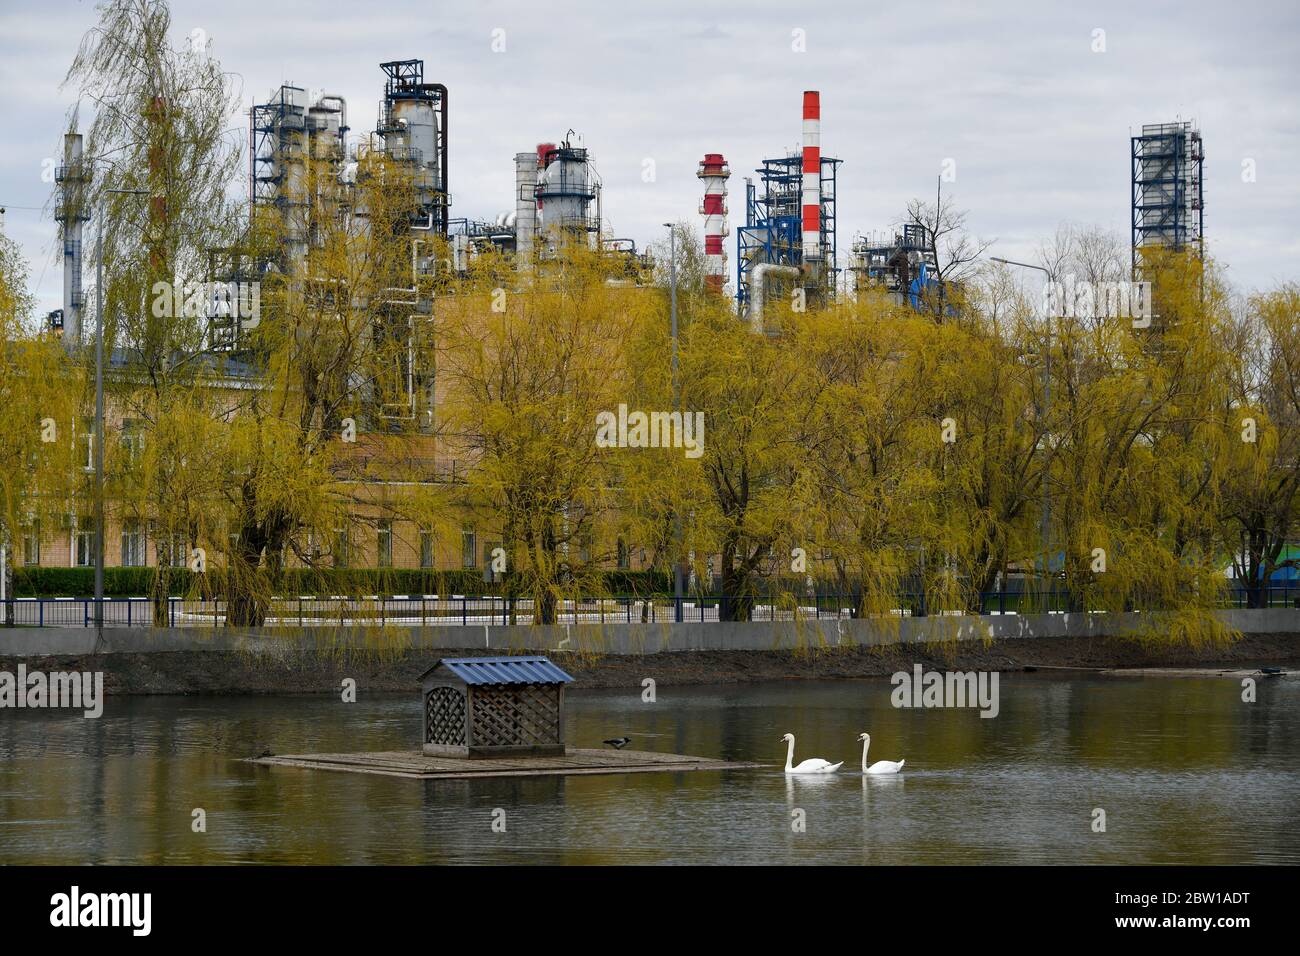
1100;667;1296;679
248;747;762;780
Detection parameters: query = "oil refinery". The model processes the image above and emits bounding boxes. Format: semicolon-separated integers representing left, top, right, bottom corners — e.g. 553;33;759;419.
48;53;1208;355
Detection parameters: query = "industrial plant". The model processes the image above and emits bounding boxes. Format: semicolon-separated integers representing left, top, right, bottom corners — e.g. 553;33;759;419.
46;54;1209;369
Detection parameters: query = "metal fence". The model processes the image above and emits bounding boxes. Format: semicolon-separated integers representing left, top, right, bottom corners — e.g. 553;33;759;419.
2;585;1298;628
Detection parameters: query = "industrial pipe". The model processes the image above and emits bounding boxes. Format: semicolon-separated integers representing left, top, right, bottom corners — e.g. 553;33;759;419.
316;94;348;135
428;83;448;234
749;263;800;334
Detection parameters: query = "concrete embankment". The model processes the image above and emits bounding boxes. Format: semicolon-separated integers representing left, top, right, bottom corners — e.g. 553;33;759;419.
2;610;1297;694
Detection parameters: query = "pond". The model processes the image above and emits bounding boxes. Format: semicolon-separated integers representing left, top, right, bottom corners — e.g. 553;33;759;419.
1;674;1296;864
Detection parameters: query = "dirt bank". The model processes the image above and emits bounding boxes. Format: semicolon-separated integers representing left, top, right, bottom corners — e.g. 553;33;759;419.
3;631;1298;695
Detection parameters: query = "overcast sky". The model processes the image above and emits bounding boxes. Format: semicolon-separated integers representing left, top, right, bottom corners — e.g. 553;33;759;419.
2;0;1297;315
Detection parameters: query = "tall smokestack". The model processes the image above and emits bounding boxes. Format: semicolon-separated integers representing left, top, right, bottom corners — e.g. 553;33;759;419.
697;153;730;293
801;90;821;261
56;132;87;348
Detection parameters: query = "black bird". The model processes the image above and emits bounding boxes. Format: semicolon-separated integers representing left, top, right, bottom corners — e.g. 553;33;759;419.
1260;666;1283;676
603;737;632;750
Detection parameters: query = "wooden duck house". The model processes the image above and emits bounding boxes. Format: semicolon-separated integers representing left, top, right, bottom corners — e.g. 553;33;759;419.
420;656;574;758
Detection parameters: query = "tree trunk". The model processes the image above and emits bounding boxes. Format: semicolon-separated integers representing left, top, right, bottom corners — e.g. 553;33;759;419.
1;530;13;626
225;531;269;627
967;548;1002;614
151;563;170;627
719;534;753;622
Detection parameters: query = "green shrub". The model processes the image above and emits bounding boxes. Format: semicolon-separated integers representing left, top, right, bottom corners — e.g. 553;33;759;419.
10;566;681;598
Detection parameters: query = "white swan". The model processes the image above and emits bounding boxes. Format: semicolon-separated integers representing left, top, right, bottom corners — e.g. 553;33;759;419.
858;733;905;775
781;733;843;774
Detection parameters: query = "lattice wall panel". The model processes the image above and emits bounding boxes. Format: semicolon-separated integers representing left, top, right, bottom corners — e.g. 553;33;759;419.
426;686;467;745
471;685;561;747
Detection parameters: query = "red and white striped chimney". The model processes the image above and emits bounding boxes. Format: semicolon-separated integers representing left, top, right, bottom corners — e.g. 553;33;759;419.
697;153;730;293
801;91;821;261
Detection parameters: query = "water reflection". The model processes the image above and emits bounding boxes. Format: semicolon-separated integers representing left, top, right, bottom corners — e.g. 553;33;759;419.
0;674;1297;864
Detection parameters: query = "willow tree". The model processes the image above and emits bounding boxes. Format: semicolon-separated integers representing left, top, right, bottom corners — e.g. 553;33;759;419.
432;242;647;624
1220;283;1300;606
672;295;814;621
0;234;82;620
916;312;1051;613
64;0;243;361
63;0;245;621
790;295;941;614
1042;249;1236;644
215;145;427;626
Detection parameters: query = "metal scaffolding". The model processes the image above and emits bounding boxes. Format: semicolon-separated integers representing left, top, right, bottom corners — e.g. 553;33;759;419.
1131;121;1204;272
735;153;840;312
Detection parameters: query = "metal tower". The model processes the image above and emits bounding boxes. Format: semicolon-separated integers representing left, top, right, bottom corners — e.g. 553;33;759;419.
1131;121;1203;272
736;91;840;318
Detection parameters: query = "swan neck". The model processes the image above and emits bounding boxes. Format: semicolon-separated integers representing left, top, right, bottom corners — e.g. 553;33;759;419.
861;736;870;773
784;737;795;772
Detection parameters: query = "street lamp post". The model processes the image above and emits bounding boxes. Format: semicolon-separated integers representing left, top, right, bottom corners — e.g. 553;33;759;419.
663;222;684;622
990;256;1054;590
93;188;146;641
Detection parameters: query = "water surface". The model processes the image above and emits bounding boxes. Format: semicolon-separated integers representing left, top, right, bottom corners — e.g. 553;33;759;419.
1;674;1296;864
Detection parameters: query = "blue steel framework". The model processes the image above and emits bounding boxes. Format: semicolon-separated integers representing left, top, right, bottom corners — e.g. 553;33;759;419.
735;154;841;311
1130;122;1203;273
851;223;939;310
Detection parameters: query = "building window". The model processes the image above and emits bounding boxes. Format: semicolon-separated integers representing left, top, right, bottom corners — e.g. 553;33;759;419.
74;517;94;567
21;519;40;566
80;432;94;472
156;532;187;569
461;528;477;568
121;518;146;567
419;529;434;569
617;537;629;570
333;528;349;568
377;520;393;568
120;419;145;463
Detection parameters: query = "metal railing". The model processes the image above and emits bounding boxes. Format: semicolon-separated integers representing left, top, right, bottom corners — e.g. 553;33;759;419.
2;585;1297;629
